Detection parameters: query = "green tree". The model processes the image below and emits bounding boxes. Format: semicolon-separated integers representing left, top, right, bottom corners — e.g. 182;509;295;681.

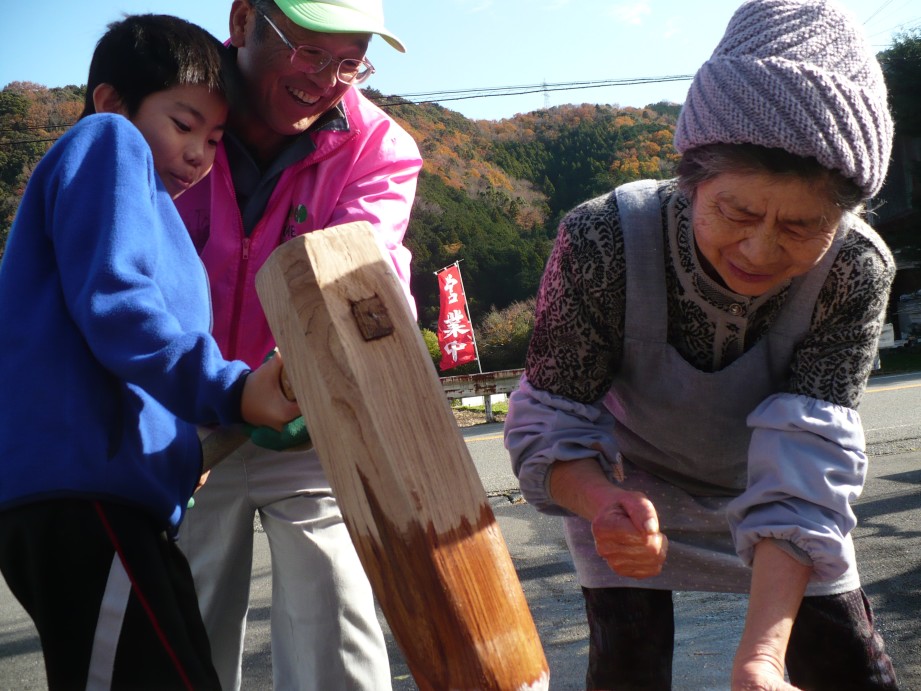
475;298;536;371
879;30;921;136
420;328;440;370
0;89;37;259
876;30;921;271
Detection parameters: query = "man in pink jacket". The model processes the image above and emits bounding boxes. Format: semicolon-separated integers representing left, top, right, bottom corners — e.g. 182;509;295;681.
176;1;422;689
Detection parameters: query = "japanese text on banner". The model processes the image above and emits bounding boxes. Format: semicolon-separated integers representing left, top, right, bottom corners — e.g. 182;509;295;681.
436;265;477;371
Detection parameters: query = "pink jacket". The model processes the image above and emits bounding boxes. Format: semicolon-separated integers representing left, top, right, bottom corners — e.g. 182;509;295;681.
177;88;422;368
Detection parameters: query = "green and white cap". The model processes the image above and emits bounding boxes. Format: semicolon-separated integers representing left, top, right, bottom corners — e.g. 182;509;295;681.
273;0;405;52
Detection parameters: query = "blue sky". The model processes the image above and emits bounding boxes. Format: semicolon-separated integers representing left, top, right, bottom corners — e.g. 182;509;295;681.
2;0;919;121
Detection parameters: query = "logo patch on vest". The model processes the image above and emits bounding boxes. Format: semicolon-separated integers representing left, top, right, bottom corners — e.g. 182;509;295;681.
281;204;309;242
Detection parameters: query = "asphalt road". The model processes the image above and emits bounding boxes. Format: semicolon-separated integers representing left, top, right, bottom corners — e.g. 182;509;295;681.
1;372;920;690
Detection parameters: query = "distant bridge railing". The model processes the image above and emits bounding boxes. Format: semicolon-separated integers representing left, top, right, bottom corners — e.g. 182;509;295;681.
439;368;524;422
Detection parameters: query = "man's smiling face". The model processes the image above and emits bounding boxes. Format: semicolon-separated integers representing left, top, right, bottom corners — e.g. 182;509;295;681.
231;2;370;137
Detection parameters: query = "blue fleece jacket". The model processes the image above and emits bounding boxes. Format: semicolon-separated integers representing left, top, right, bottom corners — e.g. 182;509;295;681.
0;114;249;533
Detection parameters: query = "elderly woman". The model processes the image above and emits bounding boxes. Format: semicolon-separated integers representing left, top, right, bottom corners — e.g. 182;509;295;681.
505;1;900;689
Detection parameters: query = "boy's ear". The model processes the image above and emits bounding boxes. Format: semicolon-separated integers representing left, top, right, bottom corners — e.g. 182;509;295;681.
92;83;127;115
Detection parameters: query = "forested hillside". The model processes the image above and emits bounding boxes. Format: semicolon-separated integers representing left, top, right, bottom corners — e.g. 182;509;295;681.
3;26;919;335
0;81;680;327
378;92;682;324
0;83;84;250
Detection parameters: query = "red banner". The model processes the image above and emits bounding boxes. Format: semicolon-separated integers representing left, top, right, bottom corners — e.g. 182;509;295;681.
436;265;477;371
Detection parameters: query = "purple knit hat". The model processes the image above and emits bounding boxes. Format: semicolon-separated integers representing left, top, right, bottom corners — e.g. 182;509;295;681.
674;0;893;198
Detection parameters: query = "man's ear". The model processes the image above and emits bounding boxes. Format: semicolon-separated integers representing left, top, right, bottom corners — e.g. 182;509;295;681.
92;83;127;115
229;0;252;48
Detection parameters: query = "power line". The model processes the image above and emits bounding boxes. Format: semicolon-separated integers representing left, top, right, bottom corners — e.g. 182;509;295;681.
0;73;699;147
383;75;690;99
859;0;921;42
0;123;71;134
865;18;921;43
373;75;694;107
864;0;899;25
0;137;58;147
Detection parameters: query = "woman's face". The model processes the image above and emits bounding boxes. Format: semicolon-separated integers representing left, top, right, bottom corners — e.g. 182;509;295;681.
691;171;843;297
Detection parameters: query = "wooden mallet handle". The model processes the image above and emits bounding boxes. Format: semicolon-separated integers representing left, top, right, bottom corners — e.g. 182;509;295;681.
255;221;549;691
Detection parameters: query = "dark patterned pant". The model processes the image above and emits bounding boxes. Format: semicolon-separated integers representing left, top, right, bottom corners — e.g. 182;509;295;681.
582;586;899;691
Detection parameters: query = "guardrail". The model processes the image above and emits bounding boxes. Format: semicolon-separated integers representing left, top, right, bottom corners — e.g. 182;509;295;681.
439;368;524;422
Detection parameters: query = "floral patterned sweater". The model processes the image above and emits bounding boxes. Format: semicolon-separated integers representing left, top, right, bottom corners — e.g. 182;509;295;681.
526;179;893;409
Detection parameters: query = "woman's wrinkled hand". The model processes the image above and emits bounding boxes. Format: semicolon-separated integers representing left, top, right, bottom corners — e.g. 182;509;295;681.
590;492;668;579
732;658;801;690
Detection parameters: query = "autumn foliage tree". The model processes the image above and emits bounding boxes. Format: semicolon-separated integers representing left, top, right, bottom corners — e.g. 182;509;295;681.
2;81;681;308
373;93;682;326
0;82;84;260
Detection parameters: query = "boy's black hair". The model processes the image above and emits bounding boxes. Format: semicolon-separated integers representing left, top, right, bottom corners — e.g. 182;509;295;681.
80;14;239;119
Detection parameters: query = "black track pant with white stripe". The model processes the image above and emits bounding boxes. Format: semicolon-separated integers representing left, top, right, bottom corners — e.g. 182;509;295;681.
0;499;220;690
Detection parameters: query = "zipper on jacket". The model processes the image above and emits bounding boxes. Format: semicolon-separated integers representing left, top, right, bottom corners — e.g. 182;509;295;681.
222;121;358;364
229;235;251;360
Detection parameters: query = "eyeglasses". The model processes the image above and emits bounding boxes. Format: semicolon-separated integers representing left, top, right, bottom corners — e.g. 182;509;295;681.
258;10;375;85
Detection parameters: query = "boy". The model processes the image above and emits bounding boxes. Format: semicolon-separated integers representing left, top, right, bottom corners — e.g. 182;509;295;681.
0;15;300;690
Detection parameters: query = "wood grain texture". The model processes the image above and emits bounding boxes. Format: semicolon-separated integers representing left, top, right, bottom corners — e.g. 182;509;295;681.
255;221;548;691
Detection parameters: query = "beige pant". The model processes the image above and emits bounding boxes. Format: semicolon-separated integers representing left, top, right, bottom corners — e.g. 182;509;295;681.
178;440;391;691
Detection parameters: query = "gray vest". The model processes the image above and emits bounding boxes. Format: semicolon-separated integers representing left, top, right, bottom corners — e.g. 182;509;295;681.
563;180;859;593
609;179;844;494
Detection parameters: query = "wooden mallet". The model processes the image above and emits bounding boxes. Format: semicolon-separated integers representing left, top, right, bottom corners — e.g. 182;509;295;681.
255;221;549;691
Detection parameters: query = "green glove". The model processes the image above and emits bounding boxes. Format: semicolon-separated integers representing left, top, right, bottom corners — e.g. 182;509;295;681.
245;348;310;450
245;416;310;451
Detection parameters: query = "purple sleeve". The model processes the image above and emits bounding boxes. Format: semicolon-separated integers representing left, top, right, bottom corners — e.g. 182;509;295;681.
727;392;867;581
504;376;621;515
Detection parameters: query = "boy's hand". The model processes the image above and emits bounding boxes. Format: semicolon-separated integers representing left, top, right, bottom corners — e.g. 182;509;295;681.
240;349;301;431
195;470;211;492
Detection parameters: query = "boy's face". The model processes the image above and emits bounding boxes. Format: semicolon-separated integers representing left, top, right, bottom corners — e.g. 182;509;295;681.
130;84;228;199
